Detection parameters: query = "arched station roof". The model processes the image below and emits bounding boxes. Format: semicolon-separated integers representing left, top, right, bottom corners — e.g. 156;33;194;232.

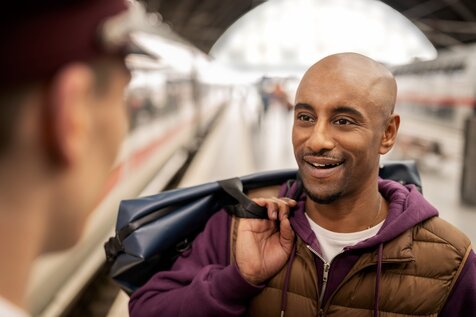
139;0;476;53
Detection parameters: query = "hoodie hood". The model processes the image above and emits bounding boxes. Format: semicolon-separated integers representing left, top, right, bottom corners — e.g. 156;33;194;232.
354;178;438;250
290;178;439;250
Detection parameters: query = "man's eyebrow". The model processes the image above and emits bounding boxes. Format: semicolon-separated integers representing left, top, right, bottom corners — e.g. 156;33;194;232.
294;103;314;112
332;106;364;119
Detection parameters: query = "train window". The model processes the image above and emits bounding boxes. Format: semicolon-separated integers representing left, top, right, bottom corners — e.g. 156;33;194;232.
392;60;465;76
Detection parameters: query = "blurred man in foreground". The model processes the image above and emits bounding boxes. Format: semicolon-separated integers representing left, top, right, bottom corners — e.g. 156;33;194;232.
130;53;476;316
0;1;133;315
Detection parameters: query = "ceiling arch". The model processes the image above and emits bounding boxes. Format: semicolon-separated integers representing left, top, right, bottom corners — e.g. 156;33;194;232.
139;0;476;53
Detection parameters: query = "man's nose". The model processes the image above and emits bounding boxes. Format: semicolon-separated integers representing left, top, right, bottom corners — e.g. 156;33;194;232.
306;122;336;152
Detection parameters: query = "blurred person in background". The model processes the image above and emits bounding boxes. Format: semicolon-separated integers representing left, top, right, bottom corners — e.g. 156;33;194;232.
258;77;272;116
130;53;475;316
0;0;134;315
270;82;293;111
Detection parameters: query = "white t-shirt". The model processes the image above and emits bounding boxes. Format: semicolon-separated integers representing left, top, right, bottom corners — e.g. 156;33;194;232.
305;212;384;263
0;297;29;317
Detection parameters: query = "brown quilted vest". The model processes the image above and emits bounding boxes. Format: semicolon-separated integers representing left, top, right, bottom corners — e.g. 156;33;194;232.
230;216;472;317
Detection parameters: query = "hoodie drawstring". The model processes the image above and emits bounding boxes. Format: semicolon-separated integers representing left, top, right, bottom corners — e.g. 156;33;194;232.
279;242;297;317
374;243;384;317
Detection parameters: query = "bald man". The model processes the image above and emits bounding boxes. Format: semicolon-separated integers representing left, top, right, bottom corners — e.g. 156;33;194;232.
130;53;476;317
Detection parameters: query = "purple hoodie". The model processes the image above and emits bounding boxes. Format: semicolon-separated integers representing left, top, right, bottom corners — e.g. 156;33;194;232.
129;179;476;316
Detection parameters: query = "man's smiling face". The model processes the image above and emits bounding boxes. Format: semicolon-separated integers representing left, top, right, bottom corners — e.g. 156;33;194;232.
292;53;397;204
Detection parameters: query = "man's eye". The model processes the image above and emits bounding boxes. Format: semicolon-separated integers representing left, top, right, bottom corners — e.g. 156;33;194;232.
297;114;314;122
334;118;353;125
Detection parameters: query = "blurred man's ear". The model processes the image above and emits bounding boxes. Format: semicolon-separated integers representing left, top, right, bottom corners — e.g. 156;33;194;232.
379;114;400;155
44;63;95;167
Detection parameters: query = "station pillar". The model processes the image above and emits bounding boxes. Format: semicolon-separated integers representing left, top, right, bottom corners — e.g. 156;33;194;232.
461;116;476;205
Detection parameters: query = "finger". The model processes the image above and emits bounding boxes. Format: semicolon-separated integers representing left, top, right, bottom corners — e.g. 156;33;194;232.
266;201;279;220
279;197;297;206
279;217;295;250
252;198;293;220
269;197;295;221
253;197;296;207
254;198;279;220
252;198;268;207
272;198;290;221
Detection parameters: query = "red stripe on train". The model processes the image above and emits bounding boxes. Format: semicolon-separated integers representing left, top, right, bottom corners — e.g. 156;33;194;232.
397;95;476;107
99;116;196;199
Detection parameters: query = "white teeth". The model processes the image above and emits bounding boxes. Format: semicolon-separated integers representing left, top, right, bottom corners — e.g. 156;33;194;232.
312;163;325;167
311;162;341;168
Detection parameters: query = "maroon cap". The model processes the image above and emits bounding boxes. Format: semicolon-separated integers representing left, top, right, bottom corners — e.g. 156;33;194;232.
0;0;129;87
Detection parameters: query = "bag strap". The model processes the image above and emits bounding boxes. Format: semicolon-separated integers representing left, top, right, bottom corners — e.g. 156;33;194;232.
218;178;268;219
105;204;177;262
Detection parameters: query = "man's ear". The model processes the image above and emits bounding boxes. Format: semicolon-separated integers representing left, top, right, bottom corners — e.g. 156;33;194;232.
379;113;400;155
43;63;95;167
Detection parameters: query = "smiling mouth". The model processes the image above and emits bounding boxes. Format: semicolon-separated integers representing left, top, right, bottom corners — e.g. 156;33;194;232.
308;161;344;169
310;161;342;168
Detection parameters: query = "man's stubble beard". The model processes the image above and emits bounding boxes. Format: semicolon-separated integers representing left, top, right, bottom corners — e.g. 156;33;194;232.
302;182;343;204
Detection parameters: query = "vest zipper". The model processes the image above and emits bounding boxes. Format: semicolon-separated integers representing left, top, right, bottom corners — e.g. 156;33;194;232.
306;245;326;304
306;245;345;308
321;262;330;305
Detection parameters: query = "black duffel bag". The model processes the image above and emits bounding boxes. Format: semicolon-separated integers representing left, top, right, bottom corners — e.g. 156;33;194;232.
104;161;421;294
